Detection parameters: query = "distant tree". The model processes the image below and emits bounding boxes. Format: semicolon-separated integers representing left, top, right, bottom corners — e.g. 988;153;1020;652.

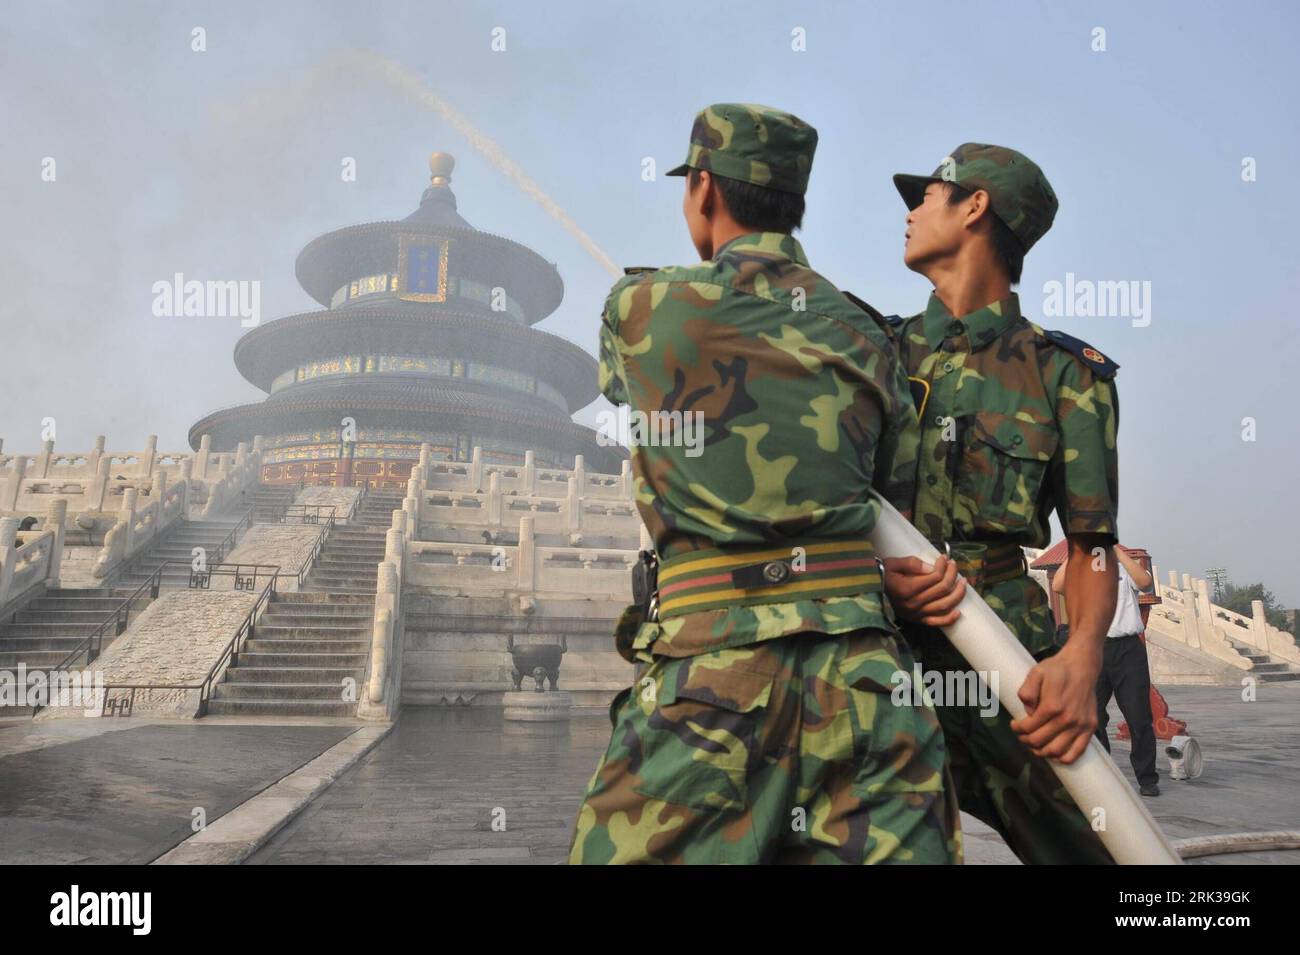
1221;582;1295;635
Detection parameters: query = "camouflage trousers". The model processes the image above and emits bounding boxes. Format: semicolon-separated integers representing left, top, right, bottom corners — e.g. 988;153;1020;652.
568;628;963;864
908;630;1115;865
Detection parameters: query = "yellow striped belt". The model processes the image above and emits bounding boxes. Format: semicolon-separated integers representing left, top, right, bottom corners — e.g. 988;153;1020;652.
656;539;881;619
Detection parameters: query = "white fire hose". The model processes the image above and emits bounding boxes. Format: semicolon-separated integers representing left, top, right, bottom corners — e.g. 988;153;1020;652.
869;494;1183;865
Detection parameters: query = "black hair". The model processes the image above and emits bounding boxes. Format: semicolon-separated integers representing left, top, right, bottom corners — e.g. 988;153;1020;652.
945;182;1024;284
689;168;805;234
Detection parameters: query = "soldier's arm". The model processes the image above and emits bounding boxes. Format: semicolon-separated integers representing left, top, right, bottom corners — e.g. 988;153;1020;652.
870;348;921;521
597;278;638;407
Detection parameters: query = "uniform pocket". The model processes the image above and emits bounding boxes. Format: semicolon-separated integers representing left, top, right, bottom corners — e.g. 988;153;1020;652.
959;412;1059;534
631;650;777;813
836;632;948;798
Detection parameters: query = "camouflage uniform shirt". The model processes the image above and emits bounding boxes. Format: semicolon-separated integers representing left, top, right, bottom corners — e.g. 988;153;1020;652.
599;231;919;658
896;291;1119;655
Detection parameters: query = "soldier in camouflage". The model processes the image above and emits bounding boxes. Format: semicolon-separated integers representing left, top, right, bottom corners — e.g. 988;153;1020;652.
882;143;1122;864
567;104;962;864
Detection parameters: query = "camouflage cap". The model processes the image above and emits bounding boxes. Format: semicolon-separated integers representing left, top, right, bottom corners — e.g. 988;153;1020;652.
666;103;817;195
893;143;1058;252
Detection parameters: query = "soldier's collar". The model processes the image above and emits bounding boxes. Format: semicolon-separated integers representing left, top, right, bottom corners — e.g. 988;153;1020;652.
714;231;809;267
922;292;1022;350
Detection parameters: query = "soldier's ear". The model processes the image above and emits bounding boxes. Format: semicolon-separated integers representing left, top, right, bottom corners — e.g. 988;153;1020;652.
964;189;994;228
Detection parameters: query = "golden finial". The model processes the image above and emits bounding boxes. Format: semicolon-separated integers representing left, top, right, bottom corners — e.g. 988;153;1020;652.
429;152;455;186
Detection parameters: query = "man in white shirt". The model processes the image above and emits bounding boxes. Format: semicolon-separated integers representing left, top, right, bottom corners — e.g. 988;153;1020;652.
1053;545;1160;796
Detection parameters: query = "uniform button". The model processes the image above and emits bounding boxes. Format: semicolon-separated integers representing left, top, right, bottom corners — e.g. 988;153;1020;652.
934;415;945;426
948;322;964;336
1012;435;1023;446
926;474;938;486
943;361;954;373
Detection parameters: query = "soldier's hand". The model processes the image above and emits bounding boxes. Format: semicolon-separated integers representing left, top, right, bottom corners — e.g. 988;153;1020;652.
1011;647;1103;763
882;555;967;627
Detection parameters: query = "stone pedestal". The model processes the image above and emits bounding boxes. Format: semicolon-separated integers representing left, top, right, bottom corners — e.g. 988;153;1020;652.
503;690;572;722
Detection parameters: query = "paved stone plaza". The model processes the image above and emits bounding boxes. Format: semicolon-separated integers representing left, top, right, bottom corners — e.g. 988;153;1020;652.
2;681;1296;865
250;682;1300;865
0;718;356;864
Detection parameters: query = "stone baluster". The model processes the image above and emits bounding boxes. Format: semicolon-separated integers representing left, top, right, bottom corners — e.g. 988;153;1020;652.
178;457;192;515
119;487;139;554
419;442;433;486
4;456;27;510
36;439;55;478
87;456;112;511
1251;599;1272;655
88;435;106;474
522;450;536;495
45;498;67;582
487;471;502;526
469;445;482;491
142;434;158;476
620;458;633;499
565;476;580;533
639;521;653;553
194;434;211;480
572;454;586;498
517;515;535;590
385;527;405;585
404;474;420;538
0;518;19;607
234;441;248;469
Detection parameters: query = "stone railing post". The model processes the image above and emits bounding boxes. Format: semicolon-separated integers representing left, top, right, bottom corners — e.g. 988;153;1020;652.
4;456;27;510
522;450;536;495
36;439;55;478
194;435;211;480
87;456;112;511
639;521;653;553
235;441;248;469
88;434;106;473
487;471;502;526
620;458;633;499
469;445;482;491
178;457;192;515
517;515;536;590
0;518;19;607
565;476;581;533
1251;599;1272;654
119;487;139;554
142;434;158;475
45;498;68;582
385;527;405;584
419;442;433;485
573;454;586;498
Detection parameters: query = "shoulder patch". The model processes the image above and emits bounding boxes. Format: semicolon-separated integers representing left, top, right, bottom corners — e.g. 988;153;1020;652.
622;266;659;276
1043;329;1120;379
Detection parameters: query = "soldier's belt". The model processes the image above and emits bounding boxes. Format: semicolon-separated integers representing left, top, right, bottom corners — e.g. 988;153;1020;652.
656;539;881;619
931;539;1026;588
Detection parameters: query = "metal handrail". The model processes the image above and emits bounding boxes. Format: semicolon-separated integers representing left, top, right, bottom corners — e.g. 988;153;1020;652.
96;565;280;717
209;507;256;565
286;507;337;586
45;562;169;676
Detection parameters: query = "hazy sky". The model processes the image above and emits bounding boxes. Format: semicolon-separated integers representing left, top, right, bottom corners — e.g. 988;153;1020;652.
2;0;1297;603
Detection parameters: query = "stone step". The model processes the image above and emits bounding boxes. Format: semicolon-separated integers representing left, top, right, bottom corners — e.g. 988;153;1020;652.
212;681;355;701
224;666;363;683
259;612;373;627
28;597;121;611
297;586;378;595
243;638;369;654
0;622;104;638
12;609;130;624
270;592;375;606
236;650;367;667
0;636;92;651
205;698;357;717
254;623;369;638
0;650;79;667
308;573;379;585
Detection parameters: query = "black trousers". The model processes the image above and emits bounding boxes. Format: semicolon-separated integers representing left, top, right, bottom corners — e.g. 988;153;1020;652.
1095;634;1159;787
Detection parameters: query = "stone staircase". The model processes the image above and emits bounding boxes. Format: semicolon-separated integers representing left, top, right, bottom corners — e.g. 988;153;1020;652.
0;586;157;716
239;483;298;522
114;517;246;592
206;486;405;717
1221;634;1300;682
